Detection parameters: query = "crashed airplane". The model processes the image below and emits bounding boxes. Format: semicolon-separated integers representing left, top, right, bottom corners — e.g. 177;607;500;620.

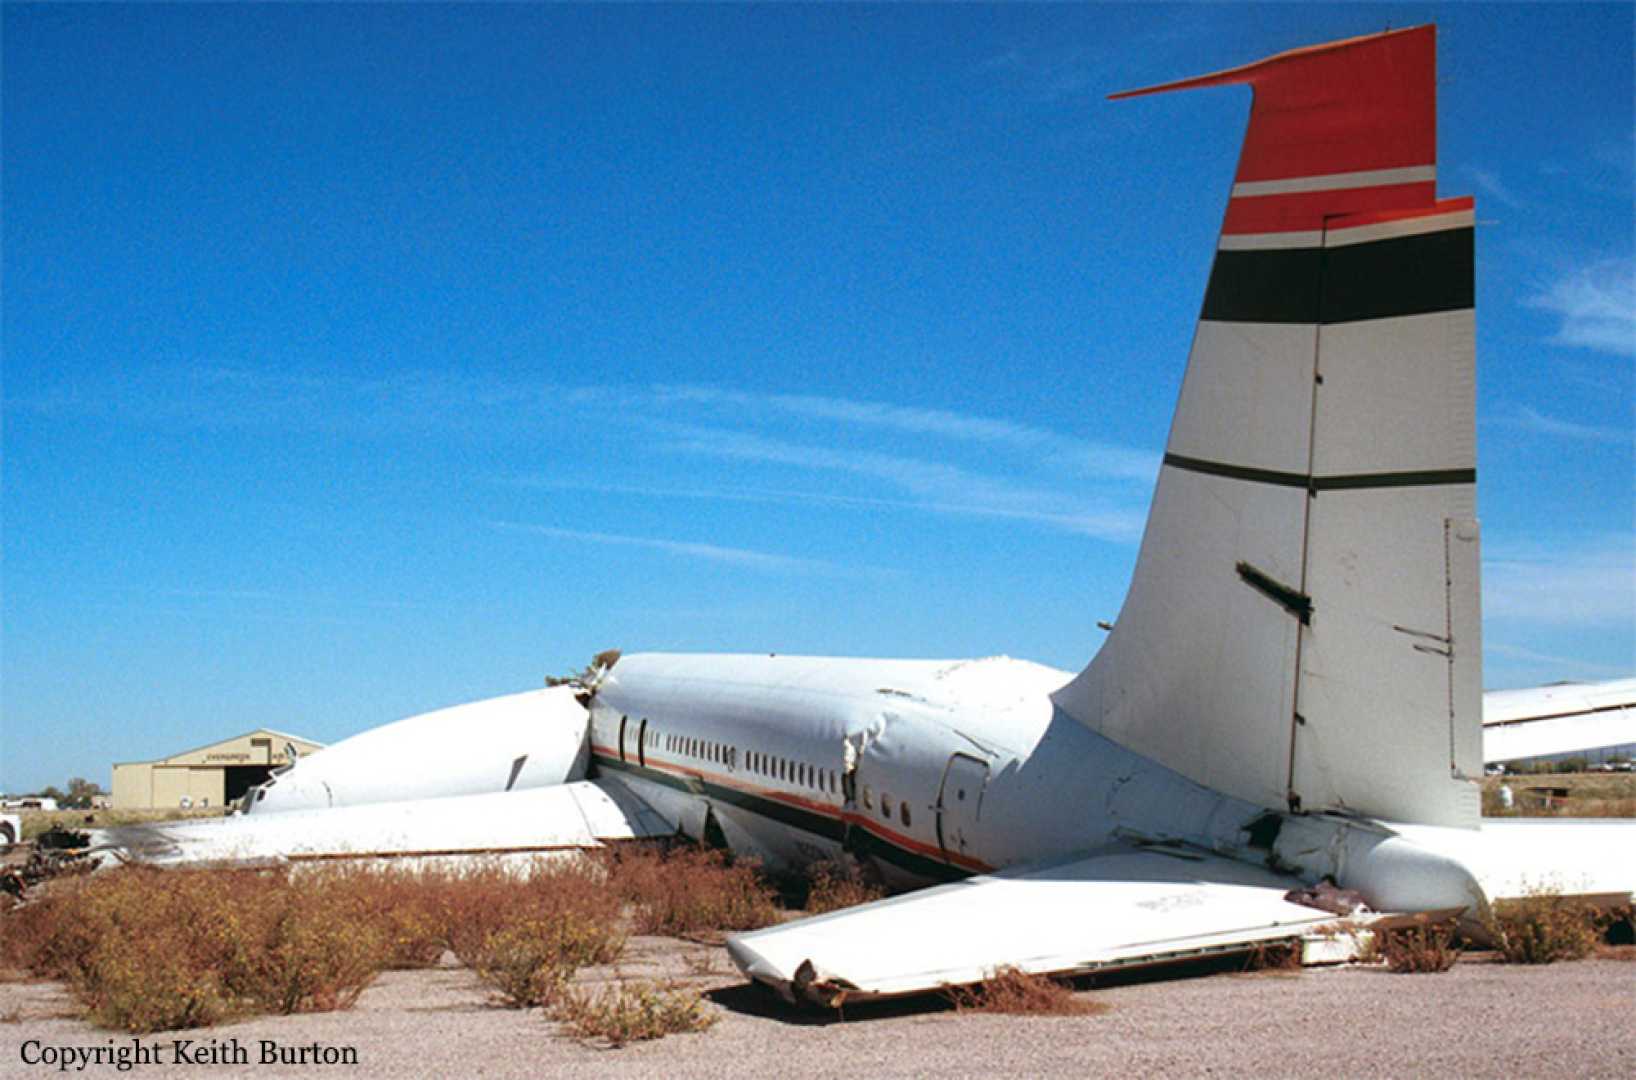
123;26;1636;1006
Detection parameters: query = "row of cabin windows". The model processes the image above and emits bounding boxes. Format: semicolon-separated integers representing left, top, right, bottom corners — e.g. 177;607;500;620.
662;731;735;771
633;720;913;830
651;724;837;797
746;749;839;797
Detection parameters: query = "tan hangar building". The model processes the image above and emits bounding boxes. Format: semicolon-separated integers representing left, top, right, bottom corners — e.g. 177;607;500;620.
111;729;325;810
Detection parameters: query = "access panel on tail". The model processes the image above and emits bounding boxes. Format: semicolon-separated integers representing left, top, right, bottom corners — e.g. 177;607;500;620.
1053;26;1483;828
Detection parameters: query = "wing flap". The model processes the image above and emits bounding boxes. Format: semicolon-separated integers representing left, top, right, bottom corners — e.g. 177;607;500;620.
727;847;1342;1004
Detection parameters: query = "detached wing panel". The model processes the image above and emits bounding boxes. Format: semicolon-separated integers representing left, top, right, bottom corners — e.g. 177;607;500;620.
111;780;675;866
727;847;1337;1004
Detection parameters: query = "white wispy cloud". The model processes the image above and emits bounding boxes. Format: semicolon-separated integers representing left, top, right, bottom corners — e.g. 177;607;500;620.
1495;404;1631;445
1526;257;1636;357
489;521;863;576
652;425;1145;541
1486;641;1630;678
1483;538;1636;626
4;366;612;430
1468;167;1522;209
13;364;1152;541
507;474;1143;542
651;386;1158;482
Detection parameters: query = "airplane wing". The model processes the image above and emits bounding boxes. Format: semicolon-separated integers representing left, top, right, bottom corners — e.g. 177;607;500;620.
1482;677;1636;767
105;779;675;867
727;845;1350;1006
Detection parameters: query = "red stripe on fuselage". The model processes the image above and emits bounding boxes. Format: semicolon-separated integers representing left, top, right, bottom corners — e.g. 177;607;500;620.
589;744;992;873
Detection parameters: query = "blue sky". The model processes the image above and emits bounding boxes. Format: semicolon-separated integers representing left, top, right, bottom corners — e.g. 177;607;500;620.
3;4;1631;793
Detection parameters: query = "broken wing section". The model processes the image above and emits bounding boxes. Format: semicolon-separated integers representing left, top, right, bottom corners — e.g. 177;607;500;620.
108;780;674;868
246;686;591;814
727;847;1340;1005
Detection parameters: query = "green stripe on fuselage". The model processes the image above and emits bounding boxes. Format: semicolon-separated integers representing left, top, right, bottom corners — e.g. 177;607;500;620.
591;752;970;883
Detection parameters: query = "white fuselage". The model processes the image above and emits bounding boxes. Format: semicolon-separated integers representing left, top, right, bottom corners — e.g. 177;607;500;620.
589;652;1278;888
590;652;1634;919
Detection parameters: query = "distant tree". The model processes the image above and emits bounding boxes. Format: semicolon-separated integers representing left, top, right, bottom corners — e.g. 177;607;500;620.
39;785;65;803
65;777;104;809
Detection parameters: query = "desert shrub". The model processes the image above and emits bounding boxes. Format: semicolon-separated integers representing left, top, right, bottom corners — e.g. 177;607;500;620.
420;858;623;1007
473;922;577;1008
472;913;625;1009
1380;921;1458;973
604;846;778;936
1489;891;1603;964
303;864;448;970
82;931;234;1032
0;865;395;1032
1;890;91;979
438;857;611;968
555;981;717;1046
251;889;389;1014
803;860;884;914
15;868;274;1031
944;967;1107;1015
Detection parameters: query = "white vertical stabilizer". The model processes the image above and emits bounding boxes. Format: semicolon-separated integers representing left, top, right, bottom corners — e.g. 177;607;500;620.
1053;26;1483;828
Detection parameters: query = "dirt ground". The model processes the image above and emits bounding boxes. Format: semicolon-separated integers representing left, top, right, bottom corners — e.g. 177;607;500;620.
2;937;1632;1079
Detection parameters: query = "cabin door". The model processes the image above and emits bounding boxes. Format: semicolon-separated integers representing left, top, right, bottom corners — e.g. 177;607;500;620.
935;753;989;865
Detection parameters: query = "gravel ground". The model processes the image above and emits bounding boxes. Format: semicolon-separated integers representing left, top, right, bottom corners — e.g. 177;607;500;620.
2;939;1632;1079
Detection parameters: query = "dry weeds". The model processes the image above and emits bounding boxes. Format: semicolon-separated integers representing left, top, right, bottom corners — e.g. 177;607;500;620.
1239;940;1303;974
1380;920;1459;973
0;866;390;1031
1488;891;1605;964
602;846;779;937
1481;773;1636;818
0;845;793;1040
554;980;718;1047
802;859;886;914
943;967;1109;1016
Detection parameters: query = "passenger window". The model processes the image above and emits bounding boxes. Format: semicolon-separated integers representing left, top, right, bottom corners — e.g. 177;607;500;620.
881;793;893;819
863;785;873;810
901;802;912;827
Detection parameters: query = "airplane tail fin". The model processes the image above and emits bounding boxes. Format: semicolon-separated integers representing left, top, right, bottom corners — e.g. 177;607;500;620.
1053;26;1483;827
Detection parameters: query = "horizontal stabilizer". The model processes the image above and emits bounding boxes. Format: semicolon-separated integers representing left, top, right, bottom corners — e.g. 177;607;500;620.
727;846;1344;1004
106;780;675;867
1394;820;1636;905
